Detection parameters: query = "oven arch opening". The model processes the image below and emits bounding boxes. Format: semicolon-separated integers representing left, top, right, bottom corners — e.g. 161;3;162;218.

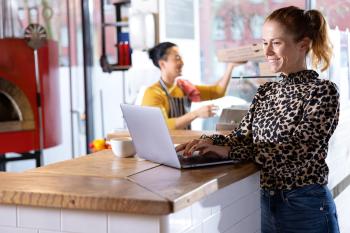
0;91;22;122
0;77;35;132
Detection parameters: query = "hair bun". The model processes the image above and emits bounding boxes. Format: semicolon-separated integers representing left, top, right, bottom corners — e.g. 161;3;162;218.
147;42;177;68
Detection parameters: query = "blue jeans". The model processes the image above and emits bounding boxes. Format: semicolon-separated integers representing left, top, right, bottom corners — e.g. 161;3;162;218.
261;184;340;233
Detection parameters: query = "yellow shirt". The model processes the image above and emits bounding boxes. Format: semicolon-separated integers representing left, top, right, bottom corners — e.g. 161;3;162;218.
141;81;225;129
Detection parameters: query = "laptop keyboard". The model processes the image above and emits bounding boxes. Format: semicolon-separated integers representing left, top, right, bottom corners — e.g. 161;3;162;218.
177;154;228;165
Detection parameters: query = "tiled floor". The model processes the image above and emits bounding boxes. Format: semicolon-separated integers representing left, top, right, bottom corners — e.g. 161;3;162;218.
335;185;350;233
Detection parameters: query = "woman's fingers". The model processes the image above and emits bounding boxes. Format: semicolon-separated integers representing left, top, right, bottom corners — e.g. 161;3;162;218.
175;141;197;154
196;104;219;118
175;143;186;152
208;104;219;117
184;139;200;156
176;138;216;157
185;139;212;156
212;105;220;117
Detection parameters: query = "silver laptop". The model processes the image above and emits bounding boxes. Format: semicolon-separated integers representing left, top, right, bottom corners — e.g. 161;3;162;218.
120;104;236;169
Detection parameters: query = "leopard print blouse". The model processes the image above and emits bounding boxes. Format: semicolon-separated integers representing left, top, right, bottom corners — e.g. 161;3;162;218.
206;70;340;190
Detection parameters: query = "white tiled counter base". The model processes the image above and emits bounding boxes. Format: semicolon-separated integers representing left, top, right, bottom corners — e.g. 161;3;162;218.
0;172;260;233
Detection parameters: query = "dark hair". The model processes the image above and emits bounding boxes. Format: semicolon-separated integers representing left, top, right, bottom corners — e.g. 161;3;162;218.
148;42;177;68
266;6;332;71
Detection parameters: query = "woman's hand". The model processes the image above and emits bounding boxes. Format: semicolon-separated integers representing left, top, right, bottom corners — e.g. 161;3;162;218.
194;104;219;118
175;138;230;159
175;138;213;156
174;104;218;129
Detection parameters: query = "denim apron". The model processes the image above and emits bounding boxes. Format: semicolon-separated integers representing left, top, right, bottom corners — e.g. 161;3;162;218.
159;79;192;129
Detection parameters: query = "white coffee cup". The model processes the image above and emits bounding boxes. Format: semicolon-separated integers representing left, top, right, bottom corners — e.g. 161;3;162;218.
110;137;136;157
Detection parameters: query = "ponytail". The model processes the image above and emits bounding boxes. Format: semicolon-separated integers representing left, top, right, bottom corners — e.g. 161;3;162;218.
305;10;332;71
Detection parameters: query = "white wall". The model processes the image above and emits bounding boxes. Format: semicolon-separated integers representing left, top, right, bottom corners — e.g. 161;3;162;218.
158;0;201;84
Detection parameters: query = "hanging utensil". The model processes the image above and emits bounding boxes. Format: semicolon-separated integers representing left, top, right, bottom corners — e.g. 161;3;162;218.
24;23;47;166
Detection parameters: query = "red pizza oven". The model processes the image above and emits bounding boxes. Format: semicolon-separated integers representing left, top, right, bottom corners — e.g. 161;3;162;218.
0;38;61;154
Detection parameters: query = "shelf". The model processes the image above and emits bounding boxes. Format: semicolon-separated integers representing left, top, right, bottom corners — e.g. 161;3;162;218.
110;0;130;4
231;75;279;79
112;65;131;71
102;22;129;27
100;0;132;73
100;55;131;72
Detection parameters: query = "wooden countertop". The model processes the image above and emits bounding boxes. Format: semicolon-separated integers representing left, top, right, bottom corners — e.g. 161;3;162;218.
0;130;258;215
